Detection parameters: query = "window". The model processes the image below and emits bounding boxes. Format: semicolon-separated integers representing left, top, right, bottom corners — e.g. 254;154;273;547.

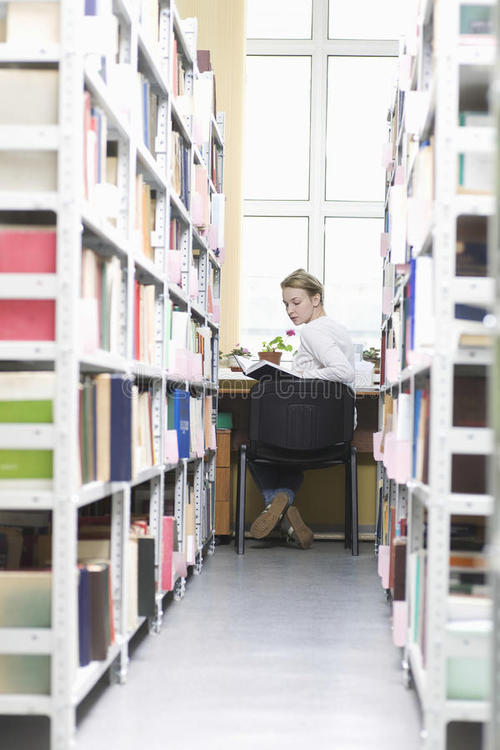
242;0;412;353
328;0;416;40
326;56;397;202
247;0;313;39
244;56;311;201
241;217;308;355
324;217;383;347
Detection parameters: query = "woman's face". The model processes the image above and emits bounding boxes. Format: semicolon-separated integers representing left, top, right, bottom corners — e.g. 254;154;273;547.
282;286;321;326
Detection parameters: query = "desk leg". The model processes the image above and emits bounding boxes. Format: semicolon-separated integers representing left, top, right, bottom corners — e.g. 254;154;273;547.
235;445;247;554
351;446;359;556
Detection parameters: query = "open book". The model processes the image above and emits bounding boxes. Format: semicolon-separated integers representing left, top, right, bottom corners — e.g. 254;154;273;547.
233;355;299;381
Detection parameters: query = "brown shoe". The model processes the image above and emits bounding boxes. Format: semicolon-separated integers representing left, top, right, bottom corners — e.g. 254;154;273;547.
285;506;314;549
250;492;289;539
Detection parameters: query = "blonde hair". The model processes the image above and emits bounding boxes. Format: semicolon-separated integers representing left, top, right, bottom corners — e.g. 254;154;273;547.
280;268;324;304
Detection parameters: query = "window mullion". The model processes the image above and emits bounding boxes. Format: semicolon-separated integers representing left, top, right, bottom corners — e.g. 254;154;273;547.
308;0;329;281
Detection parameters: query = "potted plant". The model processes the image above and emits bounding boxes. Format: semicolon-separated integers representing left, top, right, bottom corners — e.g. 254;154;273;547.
220;344;252;371
363;347;381;373
258;330;296;365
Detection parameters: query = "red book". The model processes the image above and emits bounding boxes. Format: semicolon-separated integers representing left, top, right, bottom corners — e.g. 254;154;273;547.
134;280;141;360
0;299;55;340
0;230;56;272
161;516;174;591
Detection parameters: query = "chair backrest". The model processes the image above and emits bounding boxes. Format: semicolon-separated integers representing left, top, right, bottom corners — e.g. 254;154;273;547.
249;379;355;453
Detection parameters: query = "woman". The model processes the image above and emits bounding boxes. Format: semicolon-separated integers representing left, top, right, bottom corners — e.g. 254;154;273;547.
249;268;355;549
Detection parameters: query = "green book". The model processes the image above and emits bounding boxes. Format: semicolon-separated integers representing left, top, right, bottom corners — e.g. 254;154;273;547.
0;655;50;694
0;400;52;423
460;5;493;35
0;571;52;695
0;449;53;479
0;570;51;626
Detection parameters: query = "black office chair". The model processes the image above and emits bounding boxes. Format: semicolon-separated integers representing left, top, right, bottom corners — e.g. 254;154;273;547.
235;378;358;556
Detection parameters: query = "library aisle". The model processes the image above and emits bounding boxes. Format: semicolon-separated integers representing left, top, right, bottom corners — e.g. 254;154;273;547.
1;543;485;749
0;543;430;749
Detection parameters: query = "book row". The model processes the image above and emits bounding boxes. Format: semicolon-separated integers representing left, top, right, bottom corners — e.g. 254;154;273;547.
0;512;185;694
374;374;487;490
0;372;216;488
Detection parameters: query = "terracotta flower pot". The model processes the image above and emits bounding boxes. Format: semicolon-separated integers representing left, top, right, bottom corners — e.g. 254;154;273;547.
258;351;282;365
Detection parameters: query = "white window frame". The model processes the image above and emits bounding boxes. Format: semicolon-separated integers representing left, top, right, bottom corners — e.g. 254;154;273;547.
244;0;399;281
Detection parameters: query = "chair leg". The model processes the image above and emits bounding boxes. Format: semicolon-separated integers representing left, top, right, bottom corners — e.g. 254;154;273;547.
235;444;247;554
351;446;359;556
344;456;352;549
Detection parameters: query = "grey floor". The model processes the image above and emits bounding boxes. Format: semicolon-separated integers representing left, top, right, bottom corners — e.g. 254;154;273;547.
0;540;484;750
81;540;424;750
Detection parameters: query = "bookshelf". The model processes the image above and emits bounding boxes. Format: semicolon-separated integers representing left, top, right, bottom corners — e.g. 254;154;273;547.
0;0;224;747
376;1;495;747
488;2;500;747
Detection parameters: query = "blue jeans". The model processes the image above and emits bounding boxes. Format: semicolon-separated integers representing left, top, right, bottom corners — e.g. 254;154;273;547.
248;462;304;507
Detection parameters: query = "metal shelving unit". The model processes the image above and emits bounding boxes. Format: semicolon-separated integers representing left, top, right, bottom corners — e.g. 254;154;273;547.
377;1;496;747
487;2;500;747
0;1;224;747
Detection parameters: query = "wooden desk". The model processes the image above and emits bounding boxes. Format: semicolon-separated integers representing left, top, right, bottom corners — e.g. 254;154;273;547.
217;373;379;536
218;372;379;454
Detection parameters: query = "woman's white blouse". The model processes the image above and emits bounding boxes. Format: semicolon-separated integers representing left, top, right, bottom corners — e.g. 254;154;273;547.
291;316;355;387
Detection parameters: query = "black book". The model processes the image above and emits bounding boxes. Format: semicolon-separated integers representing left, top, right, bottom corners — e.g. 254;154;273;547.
233;355;299;382
137;537;156;617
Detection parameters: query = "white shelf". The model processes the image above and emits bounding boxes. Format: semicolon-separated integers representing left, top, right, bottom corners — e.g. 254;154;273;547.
168;282;189;306
0;43;60;63
453;194;495;216
458;43;496;67
72;643;121;707
0;273;56;300
445;700;490;723
170;189;190;223
211;114;224;147
411;485;494;515
137;142;168;191
82;204;129;258
137;27;168;97
452;276;495;306
130;465;164;486
449;427;494;455
207;317;220;332
455;126;496;153
84;67;131;143
190;301;206;320
421;80;436;139
79;351;129;373
0;694;51;716
192;144;205;166
172;6;194;67
114;0;133;25
0;628;52;655
407;641;427;707
0;491;54;510
192;226;209;252
208;249;221;269
0;424;55;450
170;97;192;146
448;493;494;515
0;342;56;361
133;253;166;285
0;191;58;212
77;480;127;507
0;125;59;151
130;361;163;378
